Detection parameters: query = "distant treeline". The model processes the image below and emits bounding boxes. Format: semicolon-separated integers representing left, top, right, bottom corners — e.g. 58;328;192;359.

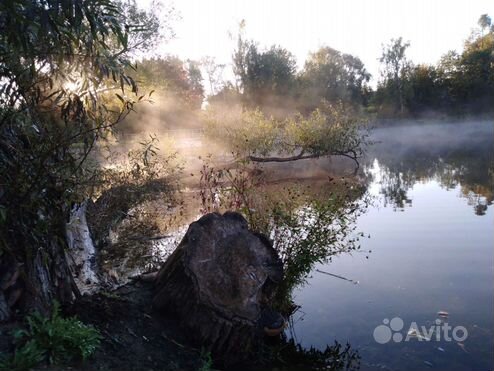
131;14;493;120
373;16;494;117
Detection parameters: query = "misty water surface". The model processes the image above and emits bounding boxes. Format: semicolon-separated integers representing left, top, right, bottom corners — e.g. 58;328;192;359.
290;120;494;371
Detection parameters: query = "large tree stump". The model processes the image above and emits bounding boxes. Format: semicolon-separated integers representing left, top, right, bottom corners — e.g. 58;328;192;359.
153;212;283;360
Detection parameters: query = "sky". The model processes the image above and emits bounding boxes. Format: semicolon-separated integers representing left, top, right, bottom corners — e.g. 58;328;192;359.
145;0;494;87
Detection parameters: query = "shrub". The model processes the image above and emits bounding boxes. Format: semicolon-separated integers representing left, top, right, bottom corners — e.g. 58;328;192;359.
198;158;368;312
0;340;44;371
6;301;101;367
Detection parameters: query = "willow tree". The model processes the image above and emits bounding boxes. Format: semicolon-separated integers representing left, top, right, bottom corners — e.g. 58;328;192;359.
0;0;159;320
205;103;366;168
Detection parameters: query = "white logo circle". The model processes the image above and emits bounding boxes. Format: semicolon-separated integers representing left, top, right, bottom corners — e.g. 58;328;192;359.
373;317;404;344
373;324;392;344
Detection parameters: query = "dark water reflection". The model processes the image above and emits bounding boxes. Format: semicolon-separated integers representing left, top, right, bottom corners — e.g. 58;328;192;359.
291;120;494;371
364;121;493;214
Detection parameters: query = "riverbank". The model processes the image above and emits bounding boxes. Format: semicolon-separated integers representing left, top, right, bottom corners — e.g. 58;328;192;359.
0;281;203;371
65;280;203;371
0;155;366;371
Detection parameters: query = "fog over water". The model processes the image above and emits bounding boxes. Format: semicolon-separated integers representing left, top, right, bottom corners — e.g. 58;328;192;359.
291;120;494;371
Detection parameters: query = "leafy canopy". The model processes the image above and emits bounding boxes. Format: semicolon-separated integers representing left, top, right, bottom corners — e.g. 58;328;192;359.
205;103;365;166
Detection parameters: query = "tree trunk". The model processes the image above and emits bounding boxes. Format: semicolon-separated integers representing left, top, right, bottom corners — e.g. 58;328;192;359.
153;212;283;362
0;203;79;322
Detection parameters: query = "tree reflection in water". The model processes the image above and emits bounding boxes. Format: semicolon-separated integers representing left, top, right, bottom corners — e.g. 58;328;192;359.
363;121;493;215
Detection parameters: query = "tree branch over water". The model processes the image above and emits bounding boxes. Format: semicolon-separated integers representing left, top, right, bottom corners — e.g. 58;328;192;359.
248;149;361;169
206;102;365;170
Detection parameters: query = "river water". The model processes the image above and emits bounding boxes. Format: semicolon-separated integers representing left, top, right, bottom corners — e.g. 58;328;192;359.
80;120;493;370
290;120;494;371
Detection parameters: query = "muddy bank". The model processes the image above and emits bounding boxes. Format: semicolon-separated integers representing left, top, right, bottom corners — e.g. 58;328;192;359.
0;280;202;370
65;280;203;371
63;280;359;371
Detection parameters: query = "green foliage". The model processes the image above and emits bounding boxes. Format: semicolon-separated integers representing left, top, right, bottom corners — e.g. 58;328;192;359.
0;0;161;318
198;158;367;311
129;56;204;109
205;104;366;165
0;340;44;371
270;194;366;301
0;302;100;370
228;22;372;113
299;46;371;110
223;15;491;117
405;64;439;110
17;301;101;364
379;37;411;82
374;14;494;116
377;37;411;114
232;22;297;108
243;44;297;106
198;350;214;371
115;0;175;54
205;108;279;157
96;134;182;192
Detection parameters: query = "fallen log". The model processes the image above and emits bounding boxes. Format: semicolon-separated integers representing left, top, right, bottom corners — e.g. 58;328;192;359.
153;212;283;362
